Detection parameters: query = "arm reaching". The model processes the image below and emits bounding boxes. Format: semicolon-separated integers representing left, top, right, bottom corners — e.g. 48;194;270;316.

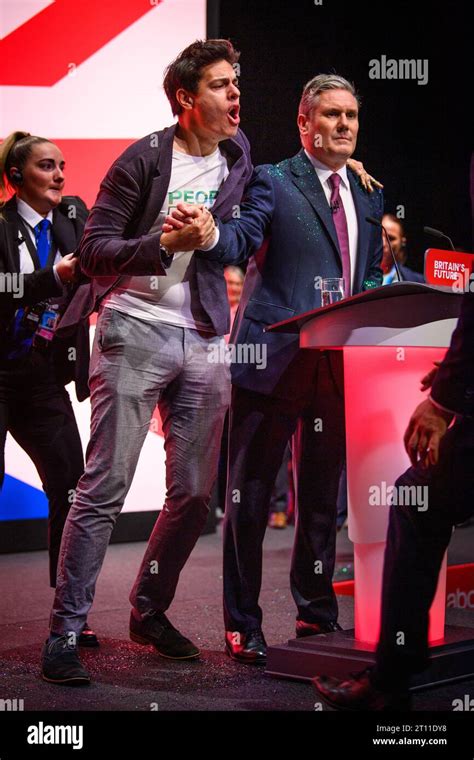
79;164;170;278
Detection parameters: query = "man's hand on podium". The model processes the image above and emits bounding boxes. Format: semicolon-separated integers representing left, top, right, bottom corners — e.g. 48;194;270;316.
404;398;454;468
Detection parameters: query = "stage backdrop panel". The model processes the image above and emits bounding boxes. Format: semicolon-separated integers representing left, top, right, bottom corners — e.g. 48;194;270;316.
0;0;207;534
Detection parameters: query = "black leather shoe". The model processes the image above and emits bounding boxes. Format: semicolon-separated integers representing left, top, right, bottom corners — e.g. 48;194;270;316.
313;668;411;711
129;610;200;660
78;623;99;648
41;636;90;685
296;620;342;638
225;629;267;664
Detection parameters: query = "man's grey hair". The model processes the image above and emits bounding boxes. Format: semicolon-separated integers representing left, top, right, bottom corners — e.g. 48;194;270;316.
224;265;244;282
298;74;361;116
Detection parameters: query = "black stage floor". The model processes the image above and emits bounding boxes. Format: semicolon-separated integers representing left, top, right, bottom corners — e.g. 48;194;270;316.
0;523;473;712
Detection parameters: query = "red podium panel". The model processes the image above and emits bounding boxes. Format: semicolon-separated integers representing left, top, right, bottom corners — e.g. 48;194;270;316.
343;346;447;644
264;283;474;686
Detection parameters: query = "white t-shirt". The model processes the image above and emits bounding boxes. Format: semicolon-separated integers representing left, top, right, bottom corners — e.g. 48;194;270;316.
105;147;229;331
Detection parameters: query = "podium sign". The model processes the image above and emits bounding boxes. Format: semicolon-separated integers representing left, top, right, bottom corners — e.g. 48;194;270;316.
424;248;473;291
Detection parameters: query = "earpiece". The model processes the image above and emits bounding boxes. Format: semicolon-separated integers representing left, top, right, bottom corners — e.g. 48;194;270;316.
10;169;23;186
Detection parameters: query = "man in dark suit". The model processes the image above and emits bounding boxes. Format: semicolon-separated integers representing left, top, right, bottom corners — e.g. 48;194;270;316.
42;39;254;685
0;132;90;597
313;291;474;709
166;74;384;662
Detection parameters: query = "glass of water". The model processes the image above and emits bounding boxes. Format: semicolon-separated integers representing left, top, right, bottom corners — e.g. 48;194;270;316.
321;277;345;307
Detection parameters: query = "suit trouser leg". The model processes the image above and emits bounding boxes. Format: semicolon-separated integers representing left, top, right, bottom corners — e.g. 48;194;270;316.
374;420;474;687
223;385;306;632
50;309;178;635
129;328;230;616
9;384;84;587
0;357;84;588
290;351;345;625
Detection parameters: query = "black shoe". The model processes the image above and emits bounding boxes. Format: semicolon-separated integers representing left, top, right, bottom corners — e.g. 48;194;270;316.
296;620;343;638
129;610;200;660
78;623;99;648
41;635;90;685
225;629;267;664
313;667;411;711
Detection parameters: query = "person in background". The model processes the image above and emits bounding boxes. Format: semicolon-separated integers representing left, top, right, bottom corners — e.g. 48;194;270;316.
381;213;424;284
268;445;292;529
0;131;96;646
224;265;244;335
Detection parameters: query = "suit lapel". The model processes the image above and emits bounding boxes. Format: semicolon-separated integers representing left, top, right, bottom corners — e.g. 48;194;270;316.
135;124;177;236
347;170;371;292
4;196;78;270
211;138;245;217
290;150;341;259
291;152;373;293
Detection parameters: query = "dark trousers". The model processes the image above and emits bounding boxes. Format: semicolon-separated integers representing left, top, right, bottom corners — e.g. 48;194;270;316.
375;418;474;687
223;351;346;632
269;444;291;515
0;351;84;587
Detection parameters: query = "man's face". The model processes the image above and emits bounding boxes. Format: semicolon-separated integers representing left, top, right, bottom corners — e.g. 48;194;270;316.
299;89;359;168
382;216;405;266
187;59;240;142
224;268;243;307
15;142;65;213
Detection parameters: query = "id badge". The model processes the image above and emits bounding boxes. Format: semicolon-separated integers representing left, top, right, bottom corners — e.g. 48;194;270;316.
36;307;60;342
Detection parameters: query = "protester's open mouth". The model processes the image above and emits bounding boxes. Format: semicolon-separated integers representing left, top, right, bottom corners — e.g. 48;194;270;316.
227;105;240;125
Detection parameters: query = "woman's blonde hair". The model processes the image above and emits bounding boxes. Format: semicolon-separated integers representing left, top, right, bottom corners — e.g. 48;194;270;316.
0;131;51;206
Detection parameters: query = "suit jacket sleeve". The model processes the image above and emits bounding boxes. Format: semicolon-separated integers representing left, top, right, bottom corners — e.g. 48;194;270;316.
196;166;274;265
431;293;474;416
78;162;169;278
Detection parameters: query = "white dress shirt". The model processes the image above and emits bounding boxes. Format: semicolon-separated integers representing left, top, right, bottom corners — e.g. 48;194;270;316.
304;150;358;294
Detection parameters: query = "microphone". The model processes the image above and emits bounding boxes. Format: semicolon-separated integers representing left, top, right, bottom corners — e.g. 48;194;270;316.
366;216;404;283
330;201;340;214
423;226;455;251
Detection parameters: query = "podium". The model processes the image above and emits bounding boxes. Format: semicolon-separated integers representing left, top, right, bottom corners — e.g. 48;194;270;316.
264;282;474;688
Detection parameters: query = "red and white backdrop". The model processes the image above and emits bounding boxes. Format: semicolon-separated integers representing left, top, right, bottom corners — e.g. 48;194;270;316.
0;0;207;525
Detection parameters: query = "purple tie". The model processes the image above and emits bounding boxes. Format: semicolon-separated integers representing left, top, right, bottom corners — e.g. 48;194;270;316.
329;173;351;297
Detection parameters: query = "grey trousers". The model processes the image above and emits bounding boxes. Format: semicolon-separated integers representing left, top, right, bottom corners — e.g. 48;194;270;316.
50;307;230;635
